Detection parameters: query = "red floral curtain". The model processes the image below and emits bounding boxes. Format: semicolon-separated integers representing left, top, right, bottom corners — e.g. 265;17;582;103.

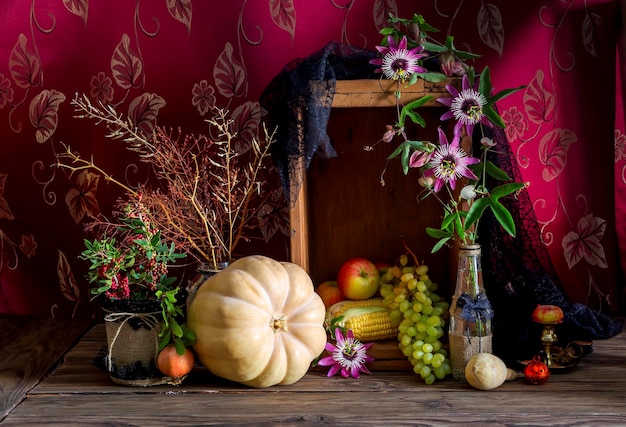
0;0;623;319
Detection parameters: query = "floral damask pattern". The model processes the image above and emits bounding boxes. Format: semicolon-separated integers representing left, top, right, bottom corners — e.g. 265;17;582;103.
0;0;623;318
563;214;608;269
65;171;100;225
424;0;620;312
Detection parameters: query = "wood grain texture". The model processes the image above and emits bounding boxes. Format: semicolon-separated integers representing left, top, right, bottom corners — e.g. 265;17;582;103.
290;78;457;283
0;316;90;421
304;106;454;288
332;79;454;108
3;323;625;426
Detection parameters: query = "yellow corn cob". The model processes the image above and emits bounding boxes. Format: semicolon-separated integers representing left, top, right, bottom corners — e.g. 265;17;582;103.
326;298;397;342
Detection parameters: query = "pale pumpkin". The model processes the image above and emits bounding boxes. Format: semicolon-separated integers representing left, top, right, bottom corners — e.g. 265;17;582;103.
465;353;517;390
187;255;327;388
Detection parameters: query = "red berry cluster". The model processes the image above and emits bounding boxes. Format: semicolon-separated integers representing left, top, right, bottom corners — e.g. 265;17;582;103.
105;274;131;299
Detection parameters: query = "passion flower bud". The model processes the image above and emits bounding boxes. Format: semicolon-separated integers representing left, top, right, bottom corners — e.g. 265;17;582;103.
409;150;432;168
438;51;466;77
405;22;421;44
460;185;477;201
418;176;435;188
382;125;395;143
532;304;564;324
481;137;496;147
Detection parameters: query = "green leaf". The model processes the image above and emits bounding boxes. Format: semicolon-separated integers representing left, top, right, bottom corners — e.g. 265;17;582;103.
172;321;184;338
441;36;481;60
96;284;111;294
401;95;433;114
454;50;482;60
440;212;457;232
182;325;197;344
466;67;476;86
478;66;493;98
444;35;455;51
490;182;525;200
490;201;517;236
454;214;465;237
404;109;427;128
489;85;526;104
174;339;186;356
431;237;451;253
406;140;432;151
158;336;169;353
399;95;433;128
413;15;438;32
414;72;447;83
425;227;452;239
483;104;505;129
400;143;411;174
387;141;407;161
162;276;177;286
421;41;447;53
464;197;490;230
469;161;484;178
484;160;512;181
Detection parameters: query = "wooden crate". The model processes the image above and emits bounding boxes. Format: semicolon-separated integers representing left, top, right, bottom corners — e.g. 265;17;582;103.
288;79;458;371
289;79;457;292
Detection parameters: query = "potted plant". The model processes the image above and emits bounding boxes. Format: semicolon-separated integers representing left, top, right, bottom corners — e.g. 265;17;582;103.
81;192;194;385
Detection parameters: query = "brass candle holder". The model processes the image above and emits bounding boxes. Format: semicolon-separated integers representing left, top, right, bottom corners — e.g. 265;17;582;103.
532;305;564;368
539;323;559;367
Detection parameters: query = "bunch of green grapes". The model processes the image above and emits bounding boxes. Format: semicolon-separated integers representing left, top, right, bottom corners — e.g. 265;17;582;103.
380;255;452;384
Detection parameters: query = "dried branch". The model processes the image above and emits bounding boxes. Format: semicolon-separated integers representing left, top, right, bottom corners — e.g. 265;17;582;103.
57;94;278;270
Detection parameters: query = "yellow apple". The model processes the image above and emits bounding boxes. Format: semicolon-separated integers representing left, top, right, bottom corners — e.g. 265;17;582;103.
337;257;379;300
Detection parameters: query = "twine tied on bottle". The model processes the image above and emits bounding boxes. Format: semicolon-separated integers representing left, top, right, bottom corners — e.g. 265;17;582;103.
103;311;161;373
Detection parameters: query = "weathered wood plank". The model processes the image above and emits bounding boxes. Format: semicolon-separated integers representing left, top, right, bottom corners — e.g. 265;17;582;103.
4;390;626;426
0;316;91;421
4;322;625;425
32;324;626;393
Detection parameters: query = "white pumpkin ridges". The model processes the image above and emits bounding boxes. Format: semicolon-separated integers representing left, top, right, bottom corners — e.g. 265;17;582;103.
187;255;328;388
230;256;291;310
279;262;317;309
243;333;290;387
205;268;276;314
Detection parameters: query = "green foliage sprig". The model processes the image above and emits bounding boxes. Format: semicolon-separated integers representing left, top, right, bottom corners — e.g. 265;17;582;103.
80;193;195;353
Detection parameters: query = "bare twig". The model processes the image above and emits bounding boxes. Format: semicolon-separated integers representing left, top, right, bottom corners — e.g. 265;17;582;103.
56;94;278;270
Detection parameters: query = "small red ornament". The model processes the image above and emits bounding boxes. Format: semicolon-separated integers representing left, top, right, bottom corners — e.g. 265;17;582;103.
524;355;550;385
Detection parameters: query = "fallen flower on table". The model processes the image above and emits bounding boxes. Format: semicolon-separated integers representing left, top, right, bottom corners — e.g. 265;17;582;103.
318;328;374;379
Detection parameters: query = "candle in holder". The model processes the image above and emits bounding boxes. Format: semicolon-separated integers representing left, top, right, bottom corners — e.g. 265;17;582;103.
531;304;564;368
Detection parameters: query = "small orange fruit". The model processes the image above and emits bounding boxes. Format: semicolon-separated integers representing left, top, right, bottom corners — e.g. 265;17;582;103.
157;345;195;378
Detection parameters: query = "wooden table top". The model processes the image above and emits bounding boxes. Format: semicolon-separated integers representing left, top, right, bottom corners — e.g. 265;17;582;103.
3;322;626;426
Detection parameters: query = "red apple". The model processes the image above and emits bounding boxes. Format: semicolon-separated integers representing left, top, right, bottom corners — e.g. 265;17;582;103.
532;304;564;324
337;257;380;300
316;280;346;310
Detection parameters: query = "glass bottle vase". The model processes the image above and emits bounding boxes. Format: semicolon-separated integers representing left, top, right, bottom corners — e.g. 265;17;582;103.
448;244;494;381
186;261;230;310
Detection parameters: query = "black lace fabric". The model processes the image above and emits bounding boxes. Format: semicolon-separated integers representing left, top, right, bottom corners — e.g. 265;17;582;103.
260;42;378;207
475;124;623;362
260;42;623;363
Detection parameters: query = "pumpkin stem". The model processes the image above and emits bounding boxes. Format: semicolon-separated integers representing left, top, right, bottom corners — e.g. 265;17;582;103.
271;314;288;333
